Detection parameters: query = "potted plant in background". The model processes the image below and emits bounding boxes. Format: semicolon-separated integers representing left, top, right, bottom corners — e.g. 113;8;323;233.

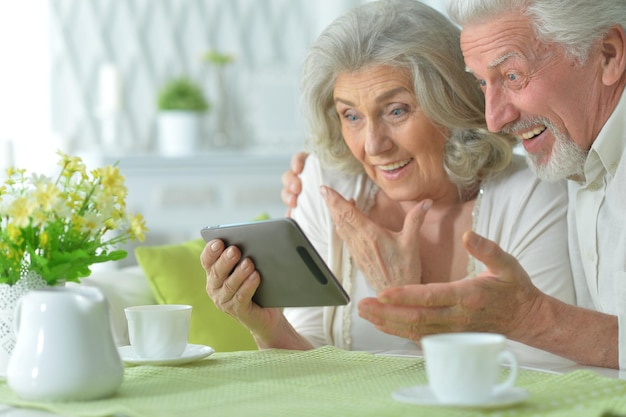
0;150;148;371
156;76;210;156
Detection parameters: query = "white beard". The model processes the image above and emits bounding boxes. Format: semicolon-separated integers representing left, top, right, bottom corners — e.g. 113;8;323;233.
524;127;587;182
505;118;588;182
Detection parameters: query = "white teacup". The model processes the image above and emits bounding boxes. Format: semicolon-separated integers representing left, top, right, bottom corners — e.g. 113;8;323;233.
124;304;192;359
421;332;518;404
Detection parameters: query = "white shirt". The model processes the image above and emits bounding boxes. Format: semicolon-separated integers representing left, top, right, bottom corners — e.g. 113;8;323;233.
568;90;626;368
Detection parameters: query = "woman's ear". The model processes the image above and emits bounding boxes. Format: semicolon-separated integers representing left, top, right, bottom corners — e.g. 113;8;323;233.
601;25;626;86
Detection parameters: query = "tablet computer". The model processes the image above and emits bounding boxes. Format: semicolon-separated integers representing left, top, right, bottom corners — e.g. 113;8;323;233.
200;218;349;308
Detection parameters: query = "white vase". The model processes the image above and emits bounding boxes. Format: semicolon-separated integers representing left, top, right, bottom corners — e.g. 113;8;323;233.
0;271;49;376
157;111;202;156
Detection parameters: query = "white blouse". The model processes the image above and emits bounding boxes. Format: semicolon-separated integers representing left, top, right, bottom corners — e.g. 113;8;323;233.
286;154;576;367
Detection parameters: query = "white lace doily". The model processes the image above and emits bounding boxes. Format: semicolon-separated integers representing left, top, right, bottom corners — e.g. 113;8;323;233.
0;271;49;364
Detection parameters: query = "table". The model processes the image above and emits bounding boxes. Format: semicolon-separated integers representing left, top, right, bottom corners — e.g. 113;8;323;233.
1;346;626;417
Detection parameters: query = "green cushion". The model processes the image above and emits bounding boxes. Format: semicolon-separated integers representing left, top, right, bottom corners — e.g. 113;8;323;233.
135;238;257;352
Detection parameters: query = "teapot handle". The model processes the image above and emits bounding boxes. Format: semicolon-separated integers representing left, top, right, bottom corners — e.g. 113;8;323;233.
13;296;24;336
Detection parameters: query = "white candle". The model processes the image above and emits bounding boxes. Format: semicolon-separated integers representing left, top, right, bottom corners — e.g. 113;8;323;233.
0;138;14;171
99;64;122;113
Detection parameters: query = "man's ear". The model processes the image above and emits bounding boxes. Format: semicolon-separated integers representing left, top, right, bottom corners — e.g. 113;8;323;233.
601;25;626;86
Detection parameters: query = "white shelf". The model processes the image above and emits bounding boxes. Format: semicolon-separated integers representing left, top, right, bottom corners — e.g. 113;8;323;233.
101;152;292;241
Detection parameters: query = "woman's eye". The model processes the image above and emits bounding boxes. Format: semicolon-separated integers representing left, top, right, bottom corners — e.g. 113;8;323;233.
386;104;410;118
345;113;358;122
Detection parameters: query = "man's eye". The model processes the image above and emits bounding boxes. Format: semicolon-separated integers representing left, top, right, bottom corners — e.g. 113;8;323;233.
477;79;487;87
507;73;518;81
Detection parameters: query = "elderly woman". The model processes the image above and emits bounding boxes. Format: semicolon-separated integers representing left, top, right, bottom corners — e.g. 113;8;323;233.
201;0;574;365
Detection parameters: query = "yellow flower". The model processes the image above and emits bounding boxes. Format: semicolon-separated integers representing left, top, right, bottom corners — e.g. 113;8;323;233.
40;231;50;247
7;197;36;228
129;213;147;242
81;212;103;234
0;151;149;285
33;179;62;212
57;150;86;177
6;224;23;244
31;210;49;228
95;166;127;197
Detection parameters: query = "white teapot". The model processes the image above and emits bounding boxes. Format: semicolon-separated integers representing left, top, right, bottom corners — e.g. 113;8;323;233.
7;286;124;401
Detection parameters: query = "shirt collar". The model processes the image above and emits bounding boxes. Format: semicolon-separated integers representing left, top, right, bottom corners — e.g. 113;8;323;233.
587;89;626;180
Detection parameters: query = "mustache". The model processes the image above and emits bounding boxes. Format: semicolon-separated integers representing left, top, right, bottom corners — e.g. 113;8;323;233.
501;117;552;136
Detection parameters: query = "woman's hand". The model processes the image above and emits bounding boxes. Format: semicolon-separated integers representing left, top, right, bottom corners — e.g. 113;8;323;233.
201;239;314;349
201;239;283;342
320;186;431;292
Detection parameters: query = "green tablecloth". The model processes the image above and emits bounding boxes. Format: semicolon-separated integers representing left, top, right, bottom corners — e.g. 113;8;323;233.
1;346;626;417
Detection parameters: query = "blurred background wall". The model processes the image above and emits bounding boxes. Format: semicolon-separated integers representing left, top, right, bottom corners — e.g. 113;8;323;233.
47;0;351;156
0;0;447;170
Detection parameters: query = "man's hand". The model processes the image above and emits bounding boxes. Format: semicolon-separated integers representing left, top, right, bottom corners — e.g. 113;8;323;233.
320;185;431;292
357;230;542;340
281;152;308;217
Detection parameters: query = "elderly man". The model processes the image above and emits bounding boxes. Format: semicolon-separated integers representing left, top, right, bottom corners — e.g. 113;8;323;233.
356;0;626;369
282;0;626;369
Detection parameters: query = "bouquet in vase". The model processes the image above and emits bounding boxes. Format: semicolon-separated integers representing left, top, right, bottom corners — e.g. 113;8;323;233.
0;150;148;286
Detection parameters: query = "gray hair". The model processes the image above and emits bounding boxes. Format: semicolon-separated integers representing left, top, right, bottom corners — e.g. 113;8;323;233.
447;0;626;63
301;0;515;194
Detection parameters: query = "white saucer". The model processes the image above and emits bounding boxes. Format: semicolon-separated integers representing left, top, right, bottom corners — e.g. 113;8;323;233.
118;344;215;366
392;385;528;408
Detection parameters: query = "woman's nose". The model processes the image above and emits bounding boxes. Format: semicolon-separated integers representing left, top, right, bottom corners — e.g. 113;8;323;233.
364;121;392;155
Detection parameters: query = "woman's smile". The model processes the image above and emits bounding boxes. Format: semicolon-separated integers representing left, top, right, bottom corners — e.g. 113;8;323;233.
375;158;414;179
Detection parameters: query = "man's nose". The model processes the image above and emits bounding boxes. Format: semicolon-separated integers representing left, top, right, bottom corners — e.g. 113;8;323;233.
484;87;519;133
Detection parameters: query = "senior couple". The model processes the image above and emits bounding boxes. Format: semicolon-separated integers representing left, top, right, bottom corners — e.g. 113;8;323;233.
201;0;626;369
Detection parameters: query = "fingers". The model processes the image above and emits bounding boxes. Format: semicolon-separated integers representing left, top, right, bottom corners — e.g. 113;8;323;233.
404;199;433;228
281;170;302;210
202;240;259;306
321;186;431;239
291;151;309;173
202;240;240;291
224;259;261;308
462;231;521;280
377;281;460;307
403;199;431;234
462;230;500;262
280;189;297;217
200;239;226;272
358;296;466;339
320;185;362;233
281;153;307;213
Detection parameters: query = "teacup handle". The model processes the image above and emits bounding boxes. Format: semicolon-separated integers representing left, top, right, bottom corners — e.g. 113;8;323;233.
493;350;518;395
